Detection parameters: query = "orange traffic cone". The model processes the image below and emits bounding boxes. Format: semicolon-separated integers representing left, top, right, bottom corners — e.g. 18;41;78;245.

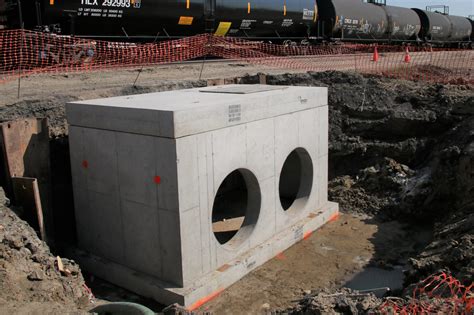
372;46;379;62
404;47;411;63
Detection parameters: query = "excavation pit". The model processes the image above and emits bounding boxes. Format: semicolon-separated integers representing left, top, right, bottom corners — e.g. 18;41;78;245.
66;84;338;307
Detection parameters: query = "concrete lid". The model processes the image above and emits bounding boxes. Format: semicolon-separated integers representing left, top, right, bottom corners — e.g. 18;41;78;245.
66;84;327;138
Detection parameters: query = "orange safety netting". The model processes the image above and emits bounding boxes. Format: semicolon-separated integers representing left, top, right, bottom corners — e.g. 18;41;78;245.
1;29;473;85
379;272;474;314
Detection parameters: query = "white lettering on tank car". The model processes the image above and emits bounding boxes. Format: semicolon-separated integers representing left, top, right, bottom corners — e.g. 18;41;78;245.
302;9;314;20
240;19;257;29
81;0;98;5
282;19;294;27
81;0;131;8
102;0;131;8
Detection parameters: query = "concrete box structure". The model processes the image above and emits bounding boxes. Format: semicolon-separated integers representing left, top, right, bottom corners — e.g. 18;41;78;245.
66;84;338;308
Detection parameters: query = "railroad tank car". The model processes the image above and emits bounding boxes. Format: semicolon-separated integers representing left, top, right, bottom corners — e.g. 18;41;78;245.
27;0;207;38
380;5;421;41
6;0;316;40
413;9;452;42
212;0;316;39
445;15;472;42
316;0;388;40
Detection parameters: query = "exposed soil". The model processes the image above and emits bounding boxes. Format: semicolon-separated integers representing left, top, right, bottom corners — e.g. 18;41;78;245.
196;215;430;314
0;188;91;314
0;68;472;313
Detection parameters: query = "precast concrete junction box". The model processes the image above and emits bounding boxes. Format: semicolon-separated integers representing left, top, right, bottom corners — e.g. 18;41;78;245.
66;84;339;308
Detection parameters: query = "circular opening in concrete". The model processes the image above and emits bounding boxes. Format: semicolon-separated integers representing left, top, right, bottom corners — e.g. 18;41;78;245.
212;169;261;249
279;148;313;211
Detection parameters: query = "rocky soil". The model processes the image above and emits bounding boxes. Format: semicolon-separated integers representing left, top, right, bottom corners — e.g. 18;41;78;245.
0;188;91;314
280;288;382;314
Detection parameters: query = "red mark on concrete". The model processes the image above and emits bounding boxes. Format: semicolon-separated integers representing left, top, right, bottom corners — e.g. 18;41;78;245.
275;252;286;260
82;160;89;169
154;176;161;184
188;289;223;311
303;231;313;240
329;212;340;223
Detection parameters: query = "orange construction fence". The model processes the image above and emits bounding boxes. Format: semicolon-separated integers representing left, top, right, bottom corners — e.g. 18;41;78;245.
1;29;473;84
379;272;473;314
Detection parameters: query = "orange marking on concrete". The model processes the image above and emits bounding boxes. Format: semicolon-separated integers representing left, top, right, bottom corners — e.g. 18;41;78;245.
186;0;190;9
329;212;340;223
217;264;230;272
303;231;313;240
49;0;54;5
247;2;251;14
188;289;223;311
275;252;286;260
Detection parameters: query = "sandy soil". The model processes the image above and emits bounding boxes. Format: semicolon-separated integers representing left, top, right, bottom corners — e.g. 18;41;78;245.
2;49;471;105
0;62;294;105
197;213;425;314
82;212;428;314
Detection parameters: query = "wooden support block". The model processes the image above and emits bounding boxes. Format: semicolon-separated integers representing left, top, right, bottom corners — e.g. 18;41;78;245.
212;216;245;233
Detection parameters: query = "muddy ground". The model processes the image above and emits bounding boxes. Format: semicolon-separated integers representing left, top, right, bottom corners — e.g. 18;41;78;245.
0;67;472;313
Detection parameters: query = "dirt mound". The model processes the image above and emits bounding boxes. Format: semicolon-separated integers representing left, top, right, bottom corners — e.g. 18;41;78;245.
0;188;91;313
280;288;382;314
329;158;415;217
283;272;474;314
243;71;474;287
406;202;474;285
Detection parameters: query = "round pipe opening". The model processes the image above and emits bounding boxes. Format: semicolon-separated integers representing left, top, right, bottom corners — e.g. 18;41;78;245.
279;148;313;212
212;169;261;249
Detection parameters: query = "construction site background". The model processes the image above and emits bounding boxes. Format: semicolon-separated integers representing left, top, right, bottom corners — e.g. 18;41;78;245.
1;29;473;85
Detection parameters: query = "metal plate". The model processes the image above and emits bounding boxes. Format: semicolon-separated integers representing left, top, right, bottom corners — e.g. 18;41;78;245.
200;85;287;94
0;118;53;243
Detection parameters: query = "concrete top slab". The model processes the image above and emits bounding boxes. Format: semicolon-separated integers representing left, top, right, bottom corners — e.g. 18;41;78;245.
199;85;287;94
66;84;327;138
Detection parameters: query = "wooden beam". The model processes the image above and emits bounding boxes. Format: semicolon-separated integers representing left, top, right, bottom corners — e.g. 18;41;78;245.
12;177;46;241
